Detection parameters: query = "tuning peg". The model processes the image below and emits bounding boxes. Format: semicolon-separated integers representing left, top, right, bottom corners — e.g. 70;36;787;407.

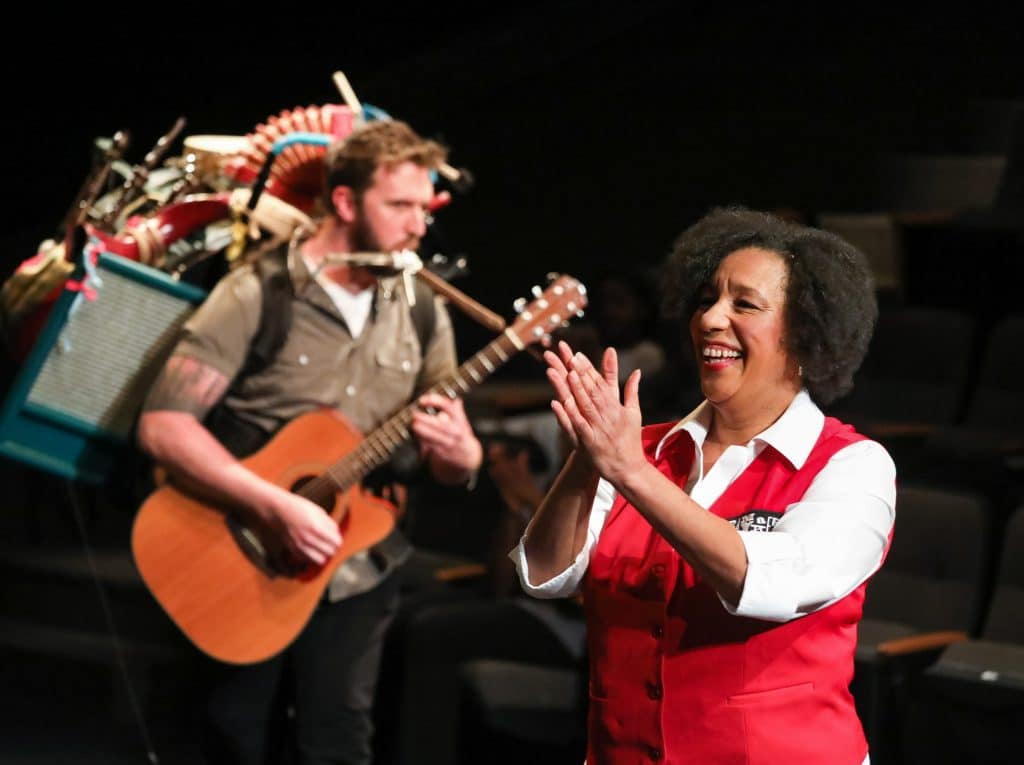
576;309;585;318
513;297;527;314
531;285;542;298
561;320;570;328
549;313;561;325
545;272;560;283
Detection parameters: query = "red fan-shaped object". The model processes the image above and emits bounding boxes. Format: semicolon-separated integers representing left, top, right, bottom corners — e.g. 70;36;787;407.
223;104;356;213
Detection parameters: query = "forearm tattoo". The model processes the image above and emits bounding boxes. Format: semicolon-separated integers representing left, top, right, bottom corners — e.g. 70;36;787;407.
142;355;230;418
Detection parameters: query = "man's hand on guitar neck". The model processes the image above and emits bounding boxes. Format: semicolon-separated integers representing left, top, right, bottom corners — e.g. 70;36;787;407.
411;392;483;486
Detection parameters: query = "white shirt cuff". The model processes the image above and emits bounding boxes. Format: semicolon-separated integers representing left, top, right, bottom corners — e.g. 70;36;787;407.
721;531;804;622
509;530;594;599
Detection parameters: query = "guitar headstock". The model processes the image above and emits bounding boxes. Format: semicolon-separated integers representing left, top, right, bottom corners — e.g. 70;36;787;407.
508;274;588;348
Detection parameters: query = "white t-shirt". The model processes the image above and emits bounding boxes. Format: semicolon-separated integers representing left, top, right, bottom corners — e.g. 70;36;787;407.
303;254;374;338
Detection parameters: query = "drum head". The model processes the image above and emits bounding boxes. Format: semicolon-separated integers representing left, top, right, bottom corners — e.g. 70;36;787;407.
183;135;249;180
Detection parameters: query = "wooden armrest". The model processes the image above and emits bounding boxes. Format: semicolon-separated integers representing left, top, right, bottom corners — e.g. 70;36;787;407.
433;563;487;583
876;630;969;657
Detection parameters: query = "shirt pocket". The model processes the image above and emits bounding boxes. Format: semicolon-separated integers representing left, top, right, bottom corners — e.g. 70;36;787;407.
376;341;420;379
371;342;421;408
726;681;814;707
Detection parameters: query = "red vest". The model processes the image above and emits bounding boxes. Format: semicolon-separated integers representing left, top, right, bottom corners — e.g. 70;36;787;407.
583;417;881;765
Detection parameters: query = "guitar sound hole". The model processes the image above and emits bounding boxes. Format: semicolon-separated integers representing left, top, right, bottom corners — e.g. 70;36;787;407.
291;475;335;513
223;474;337;579
226;516;279;577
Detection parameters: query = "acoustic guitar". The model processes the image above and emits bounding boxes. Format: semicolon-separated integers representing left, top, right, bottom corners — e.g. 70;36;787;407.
131;275;586;664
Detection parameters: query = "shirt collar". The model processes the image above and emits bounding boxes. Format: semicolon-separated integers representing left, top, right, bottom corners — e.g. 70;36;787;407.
654;389;824;468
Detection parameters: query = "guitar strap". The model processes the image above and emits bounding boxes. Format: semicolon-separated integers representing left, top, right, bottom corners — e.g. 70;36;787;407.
206;245;437;459
242;243;437;378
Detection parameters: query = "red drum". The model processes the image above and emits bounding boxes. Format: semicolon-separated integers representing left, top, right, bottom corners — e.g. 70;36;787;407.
85;193;232;267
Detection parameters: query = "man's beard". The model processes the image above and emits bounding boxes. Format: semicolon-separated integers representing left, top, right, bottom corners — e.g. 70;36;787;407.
349;213;382;253
350;206;420;254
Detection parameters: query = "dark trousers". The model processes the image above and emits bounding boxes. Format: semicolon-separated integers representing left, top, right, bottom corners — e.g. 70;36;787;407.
201;574;400;765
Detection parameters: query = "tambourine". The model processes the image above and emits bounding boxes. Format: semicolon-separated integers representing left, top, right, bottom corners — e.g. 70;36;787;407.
183;135;249;187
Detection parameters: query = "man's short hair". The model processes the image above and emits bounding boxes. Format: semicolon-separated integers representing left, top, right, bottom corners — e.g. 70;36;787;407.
324;120;447;206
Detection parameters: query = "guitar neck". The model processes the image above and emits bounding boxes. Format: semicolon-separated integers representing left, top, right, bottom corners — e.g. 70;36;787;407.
323;328;526;491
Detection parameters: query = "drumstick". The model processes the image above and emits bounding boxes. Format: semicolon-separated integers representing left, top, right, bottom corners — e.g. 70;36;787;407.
331;70;472;191
436;163;474;192
98;117;186;230
415;267;506;334
332;71;363;117
415;268;544;362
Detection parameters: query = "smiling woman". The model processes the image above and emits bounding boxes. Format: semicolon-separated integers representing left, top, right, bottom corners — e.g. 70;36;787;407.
689;246;798;414
666;207;878;409
513;207;894;765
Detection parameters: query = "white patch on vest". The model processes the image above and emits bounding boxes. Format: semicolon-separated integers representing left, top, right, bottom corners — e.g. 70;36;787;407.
729;509;783;532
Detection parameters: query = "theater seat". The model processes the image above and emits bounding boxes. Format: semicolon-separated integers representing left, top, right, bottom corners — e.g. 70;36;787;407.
459;659;586;765
902;504;1024;764
853;484;990;763
829;306;975;438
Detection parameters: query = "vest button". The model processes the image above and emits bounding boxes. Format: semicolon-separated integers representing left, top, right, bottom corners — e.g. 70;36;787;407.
647;745;663;760
647;682;663;700
651;624;664;639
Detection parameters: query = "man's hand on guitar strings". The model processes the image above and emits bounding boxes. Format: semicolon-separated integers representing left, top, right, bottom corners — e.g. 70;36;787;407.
268;490;343;566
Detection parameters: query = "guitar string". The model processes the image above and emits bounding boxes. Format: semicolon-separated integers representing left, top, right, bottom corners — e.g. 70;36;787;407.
292;278;580;508
298;333;519;507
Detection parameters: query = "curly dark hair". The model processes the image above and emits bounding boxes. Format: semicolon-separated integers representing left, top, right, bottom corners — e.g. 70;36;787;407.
662;207;877;406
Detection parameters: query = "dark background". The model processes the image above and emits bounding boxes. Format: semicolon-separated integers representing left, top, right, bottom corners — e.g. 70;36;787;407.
1;6;1023;763
4;3;1023;354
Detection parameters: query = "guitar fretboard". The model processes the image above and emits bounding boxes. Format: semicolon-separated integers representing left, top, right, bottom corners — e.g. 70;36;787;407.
299;329;525;500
